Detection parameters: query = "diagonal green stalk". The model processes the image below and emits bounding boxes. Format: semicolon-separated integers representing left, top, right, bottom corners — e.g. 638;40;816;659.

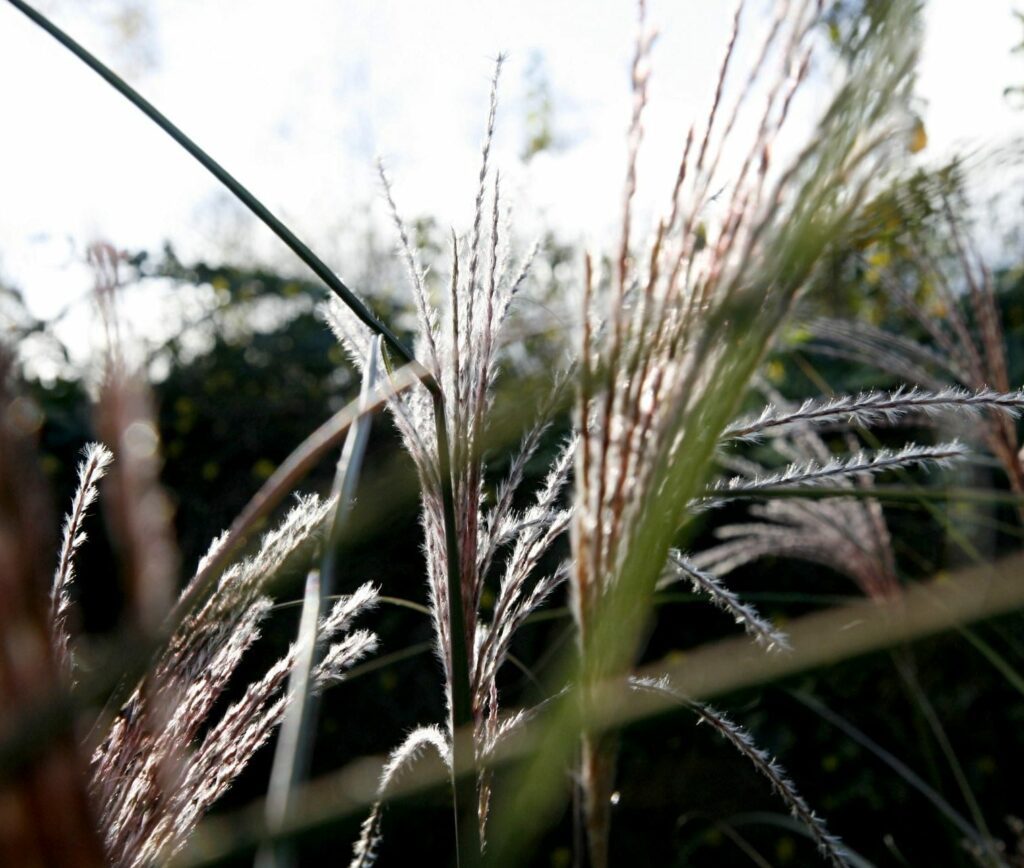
7;0;474;849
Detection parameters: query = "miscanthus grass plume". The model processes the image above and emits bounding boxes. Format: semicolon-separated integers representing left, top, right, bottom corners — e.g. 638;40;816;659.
700;375;1024;601
41;251;382;868
700;389;903;601
564;2;965;865
659;549;791;650
0;348;107;867
630;676;849;866
87;497;379;867
330;58;574;861
563;0;1024;858
702;440;966;504
50;442;113;680
724;385;1024;443
809;196;1024;519
571;0;916;692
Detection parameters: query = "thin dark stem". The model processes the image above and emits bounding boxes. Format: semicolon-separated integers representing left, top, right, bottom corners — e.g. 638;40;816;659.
6;0;410;363
435;394;473;729
435;389;480;861
8;0;475;851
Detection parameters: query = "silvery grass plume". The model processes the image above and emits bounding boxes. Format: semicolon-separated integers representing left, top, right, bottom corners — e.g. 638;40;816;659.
50;442;113;679
350;726;451;868
82;496;379;867
700;381;1024;600
331;57;575;860
809;204;1024;520
701;440;967;505
660;550;792;651
50;247;382;867
571;2;922;865
723;385;1024;444
630;677;849;868
700;402;902;601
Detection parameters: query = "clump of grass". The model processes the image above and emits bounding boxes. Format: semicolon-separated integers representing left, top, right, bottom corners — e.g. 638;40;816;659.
30;250;384;867
5;1;1024;867
560;2;1022;865
330;58;576;861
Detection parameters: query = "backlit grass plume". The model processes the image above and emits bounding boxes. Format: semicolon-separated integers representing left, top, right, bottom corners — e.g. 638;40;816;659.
50;442;113;679
809;187;1024;520
43;251;382;868
700;393;903;602
566;1;1024;862
88;497;379;867
699;379;1024;601
570;2;924;864
329;58;575;861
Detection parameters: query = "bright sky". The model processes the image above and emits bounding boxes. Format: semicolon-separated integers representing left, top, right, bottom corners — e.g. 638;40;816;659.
0;1;1021;340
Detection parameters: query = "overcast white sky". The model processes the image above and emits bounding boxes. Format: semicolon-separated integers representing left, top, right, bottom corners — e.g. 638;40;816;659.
0;1;1021;333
